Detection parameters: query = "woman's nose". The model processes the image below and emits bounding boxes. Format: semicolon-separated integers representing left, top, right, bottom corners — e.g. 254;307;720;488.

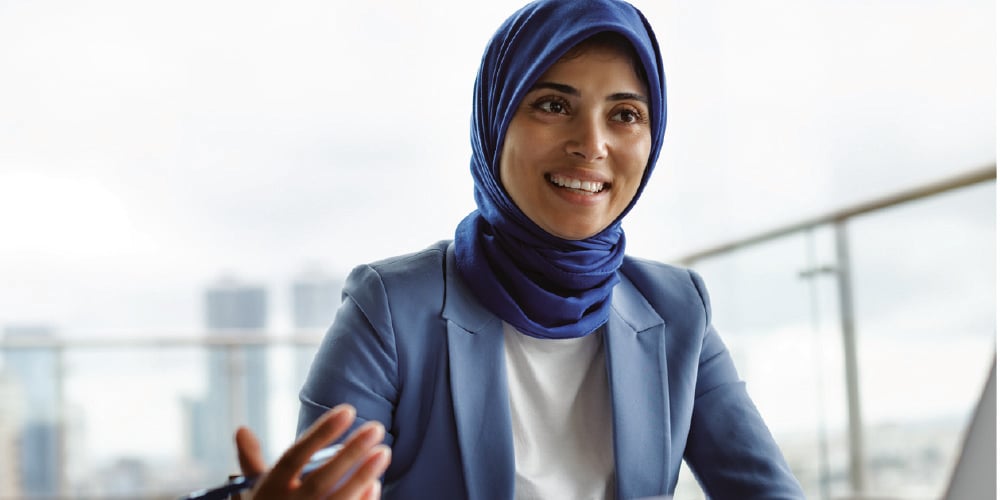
565;116;608;162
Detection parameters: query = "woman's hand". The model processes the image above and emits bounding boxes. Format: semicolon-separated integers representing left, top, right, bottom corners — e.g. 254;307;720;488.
235;404;391;500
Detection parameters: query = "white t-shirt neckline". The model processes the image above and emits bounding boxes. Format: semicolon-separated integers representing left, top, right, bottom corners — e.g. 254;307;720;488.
502;321;615;500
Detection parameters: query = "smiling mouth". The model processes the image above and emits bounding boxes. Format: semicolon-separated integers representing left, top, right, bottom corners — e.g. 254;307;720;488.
546;173;609;194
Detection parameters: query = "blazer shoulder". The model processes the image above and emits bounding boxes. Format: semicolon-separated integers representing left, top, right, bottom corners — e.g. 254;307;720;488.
345;240;449;293
621;254;691;277
620;255;711;322
366;239;450;275
342;240;451;325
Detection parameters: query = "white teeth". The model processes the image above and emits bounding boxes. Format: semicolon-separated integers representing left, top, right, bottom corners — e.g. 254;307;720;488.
549;174;604;193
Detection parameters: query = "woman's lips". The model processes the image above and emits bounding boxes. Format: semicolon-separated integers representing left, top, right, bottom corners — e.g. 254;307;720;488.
546;173;608;194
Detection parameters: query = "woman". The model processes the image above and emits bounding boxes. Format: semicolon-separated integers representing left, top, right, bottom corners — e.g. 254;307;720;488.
236;0;805;498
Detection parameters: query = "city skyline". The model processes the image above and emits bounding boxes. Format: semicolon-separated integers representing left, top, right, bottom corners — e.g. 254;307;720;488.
188;279;272;482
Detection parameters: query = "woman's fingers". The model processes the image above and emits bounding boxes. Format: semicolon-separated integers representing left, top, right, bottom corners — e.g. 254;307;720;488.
235;404;390;500
263;404;356;489
299;420;386;497
235;426;268;477
360;478;382;500
327;445;391;500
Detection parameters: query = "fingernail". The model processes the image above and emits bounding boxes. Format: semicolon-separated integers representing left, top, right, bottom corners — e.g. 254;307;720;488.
375;444;391;463
332;403;356;419
360;419;383;432
368;444;391;471
360;421;385;444
365;479;382;500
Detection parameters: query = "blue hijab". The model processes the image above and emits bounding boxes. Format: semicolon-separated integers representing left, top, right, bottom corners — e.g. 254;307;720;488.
454;0;667;339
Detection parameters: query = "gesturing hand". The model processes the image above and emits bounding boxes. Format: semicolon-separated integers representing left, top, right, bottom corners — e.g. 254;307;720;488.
235;404;391;500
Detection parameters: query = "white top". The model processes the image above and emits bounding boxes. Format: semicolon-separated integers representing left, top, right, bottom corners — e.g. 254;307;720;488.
502;322;615;500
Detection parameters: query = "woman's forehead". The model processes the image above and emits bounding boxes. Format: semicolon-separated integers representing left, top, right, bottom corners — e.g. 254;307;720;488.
532;38;649;94
534;48;648;95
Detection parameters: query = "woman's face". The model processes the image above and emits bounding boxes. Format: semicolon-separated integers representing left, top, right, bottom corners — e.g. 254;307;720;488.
499;44;652;241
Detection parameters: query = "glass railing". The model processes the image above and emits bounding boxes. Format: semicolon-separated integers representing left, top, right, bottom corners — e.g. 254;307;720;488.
672;166;996;500
0;167;994;499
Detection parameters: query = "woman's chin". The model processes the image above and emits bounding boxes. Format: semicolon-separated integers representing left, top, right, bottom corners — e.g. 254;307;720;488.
539;220;606;241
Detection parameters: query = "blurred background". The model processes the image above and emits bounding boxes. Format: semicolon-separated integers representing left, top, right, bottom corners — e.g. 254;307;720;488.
0;0;994;498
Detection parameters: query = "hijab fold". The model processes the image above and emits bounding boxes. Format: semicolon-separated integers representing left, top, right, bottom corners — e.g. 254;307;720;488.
454;0;667;340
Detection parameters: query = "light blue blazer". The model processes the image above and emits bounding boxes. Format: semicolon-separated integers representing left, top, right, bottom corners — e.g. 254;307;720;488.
298;241;804;499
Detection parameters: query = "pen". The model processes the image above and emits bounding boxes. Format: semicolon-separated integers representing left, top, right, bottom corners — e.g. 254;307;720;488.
178;444;344;500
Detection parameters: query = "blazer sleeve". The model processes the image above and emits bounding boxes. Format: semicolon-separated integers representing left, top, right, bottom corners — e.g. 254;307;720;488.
683;270;806;499
297;263;400;445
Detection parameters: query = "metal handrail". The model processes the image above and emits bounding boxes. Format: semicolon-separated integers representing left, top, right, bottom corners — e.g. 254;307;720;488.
0;331;326;349
671;164;996;265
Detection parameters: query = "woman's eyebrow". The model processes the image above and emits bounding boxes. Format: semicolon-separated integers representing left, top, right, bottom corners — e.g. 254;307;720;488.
608;92;648;104
531;82;579;95
529;82;648;104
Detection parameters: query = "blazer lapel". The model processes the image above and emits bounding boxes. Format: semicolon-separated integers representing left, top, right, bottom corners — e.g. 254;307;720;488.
606;273;670;499
443;244;515;500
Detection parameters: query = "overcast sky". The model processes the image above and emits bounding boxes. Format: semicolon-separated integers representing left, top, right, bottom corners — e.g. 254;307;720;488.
0;0;994;334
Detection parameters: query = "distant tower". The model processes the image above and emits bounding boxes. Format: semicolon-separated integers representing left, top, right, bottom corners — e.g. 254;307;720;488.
191;279;270;479
2;325;62;498
291;271;342;331
290;270;342;390
0;367;25;498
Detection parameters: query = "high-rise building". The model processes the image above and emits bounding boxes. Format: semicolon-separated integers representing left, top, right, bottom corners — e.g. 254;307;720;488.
2;325;62;498
187;279;269;480
0;368;25;498
291;272;342;331
205;282;268;330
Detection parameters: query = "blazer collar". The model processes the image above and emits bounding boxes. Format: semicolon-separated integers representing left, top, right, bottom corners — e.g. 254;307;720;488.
443;243;670;500
444;243;514;500
610;265;664;333
443;242;499;333
606;272;671;499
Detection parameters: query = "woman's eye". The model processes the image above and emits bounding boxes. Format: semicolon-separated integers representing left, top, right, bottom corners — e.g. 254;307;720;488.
535;99;567;114
612;109;643;124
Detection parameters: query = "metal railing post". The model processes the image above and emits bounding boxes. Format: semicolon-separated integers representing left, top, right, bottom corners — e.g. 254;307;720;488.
834;220;866;494
56;345;68;498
